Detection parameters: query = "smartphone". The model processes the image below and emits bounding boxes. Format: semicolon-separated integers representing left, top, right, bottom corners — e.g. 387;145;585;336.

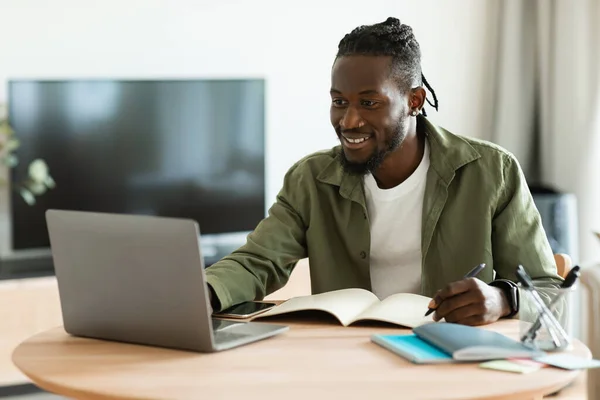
212;301;277;319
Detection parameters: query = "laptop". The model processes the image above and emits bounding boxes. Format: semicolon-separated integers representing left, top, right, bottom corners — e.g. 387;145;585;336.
45;209;289;352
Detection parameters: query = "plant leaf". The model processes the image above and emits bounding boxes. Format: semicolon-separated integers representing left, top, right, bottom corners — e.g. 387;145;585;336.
19;188;36;205
5;138;19;152
28;159;49;182
0;121;14;137
1;154;18;167
45;175;56;189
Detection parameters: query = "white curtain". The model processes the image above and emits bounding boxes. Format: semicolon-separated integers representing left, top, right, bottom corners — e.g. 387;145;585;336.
485;3;600;378
487;1;539;179
486;0;600;266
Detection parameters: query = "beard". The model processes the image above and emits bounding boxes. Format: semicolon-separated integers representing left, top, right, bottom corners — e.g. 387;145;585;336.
339;120;405;176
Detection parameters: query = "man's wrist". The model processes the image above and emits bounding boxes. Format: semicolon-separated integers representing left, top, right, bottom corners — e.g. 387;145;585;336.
493;286;511;317
207;283;221;312
489;279;519;318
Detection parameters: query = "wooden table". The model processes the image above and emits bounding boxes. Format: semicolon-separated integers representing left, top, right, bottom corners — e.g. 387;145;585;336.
12;317;590;400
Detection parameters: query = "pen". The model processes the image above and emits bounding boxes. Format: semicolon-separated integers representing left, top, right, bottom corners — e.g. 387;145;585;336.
424;263;486;317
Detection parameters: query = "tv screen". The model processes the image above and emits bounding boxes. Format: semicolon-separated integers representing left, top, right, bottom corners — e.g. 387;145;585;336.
8;79;265;251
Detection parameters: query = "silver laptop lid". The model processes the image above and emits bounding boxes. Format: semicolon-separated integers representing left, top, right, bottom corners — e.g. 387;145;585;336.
46;209;215;352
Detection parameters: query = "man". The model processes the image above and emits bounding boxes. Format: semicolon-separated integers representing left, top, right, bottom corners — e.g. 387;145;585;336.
205;17;563;326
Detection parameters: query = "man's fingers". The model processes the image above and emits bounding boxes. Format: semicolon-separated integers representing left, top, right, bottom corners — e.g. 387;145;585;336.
433;292;478;321
428;291;441;309
429;278;478;308
439;302;484;324
428;278;504;326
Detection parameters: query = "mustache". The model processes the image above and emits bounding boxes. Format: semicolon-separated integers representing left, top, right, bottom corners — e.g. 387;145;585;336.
337;128;372;135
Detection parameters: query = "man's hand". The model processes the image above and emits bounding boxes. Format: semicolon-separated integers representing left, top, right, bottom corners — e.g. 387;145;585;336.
428;278;510;326
208;290;214;314
207;284;221;315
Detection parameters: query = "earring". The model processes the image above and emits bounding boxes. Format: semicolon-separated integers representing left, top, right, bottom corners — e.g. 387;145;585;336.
410;110;418;116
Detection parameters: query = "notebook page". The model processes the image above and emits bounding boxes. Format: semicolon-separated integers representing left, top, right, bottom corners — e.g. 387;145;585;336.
255;288;379;326
355;293;434;327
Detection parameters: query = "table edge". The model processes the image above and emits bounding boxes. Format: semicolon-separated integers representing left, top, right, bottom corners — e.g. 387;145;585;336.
11;325;590;400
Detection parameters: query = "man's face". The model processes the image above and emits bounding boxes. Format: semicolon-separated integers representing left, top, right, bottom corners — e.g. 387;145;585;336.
330;55;409;175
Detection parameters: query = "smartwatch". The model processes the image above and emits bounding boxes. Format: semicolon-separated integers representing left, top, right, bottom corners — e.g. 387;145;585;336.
489;279;520;318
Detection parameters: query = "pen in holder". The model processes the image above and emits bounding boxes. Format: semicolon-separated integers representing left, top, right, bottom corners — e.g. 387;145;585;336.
515;265;573;352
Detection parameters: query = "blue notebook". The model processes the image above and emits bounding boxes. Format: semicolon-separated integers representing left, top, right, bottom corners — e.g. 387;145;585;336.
372;323;545;364
371;333;453;364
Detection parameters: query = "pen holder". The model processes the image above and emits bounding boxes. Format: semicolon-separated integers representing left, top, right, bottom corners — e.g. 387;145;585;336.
518;284;575;352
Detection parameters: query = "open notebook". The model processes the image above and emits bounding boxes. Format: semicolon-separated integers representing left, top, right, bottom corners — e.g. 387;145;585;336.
371;323;546;364
253;288;434;328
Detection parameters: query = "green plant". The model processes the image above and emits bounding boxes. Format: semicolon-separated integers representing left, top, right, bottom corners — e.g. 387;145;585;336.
0;103;55;205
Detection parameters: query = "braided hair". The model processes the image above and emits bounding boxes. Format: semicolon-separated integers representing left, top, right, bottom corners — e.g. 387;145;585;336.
336;17;438;116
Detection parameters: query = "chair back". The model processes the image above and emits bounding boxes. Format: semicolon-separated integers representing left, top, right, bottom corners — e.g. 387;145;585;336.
554;253;572;279
264;258;311;300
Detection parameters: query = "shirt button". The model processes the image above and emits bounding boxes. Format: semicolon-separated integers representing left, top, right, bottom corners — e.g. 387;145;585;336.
360;251;367;259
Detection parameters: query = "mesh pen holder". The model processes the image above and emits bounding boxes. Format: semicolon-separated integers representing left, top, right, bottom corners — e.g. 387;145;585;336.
518;284;574;352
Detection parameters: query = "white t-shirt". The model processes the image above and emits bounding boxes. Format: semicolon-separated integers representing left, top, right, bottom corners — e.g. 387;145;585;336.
364;141;430;299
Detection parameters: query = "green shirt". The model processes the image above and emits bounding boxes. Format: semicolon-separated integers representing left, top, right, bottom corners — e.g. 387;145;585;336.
206;116;563;320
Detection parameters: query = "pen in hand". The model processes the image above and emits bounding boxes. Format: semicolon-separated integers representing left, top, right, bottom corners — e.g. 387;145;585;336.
424;263;486;317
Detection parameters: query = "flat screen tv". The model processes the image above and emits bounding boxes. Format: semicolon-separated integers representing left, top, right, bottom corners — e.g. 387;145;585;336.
7;79;265;257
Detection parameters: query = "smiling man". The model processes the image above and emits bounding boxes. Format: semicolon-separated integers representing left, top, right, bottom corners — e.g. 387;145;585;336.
205;17;563;326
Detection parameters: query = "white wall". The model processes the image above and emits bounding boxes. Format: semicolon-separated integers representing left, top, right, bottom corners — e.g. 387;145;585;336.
0;0;494;239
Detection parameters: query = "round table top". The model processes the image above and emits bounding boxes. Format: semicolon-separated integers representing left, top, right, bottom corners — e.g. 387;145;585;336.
12;318;589;400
